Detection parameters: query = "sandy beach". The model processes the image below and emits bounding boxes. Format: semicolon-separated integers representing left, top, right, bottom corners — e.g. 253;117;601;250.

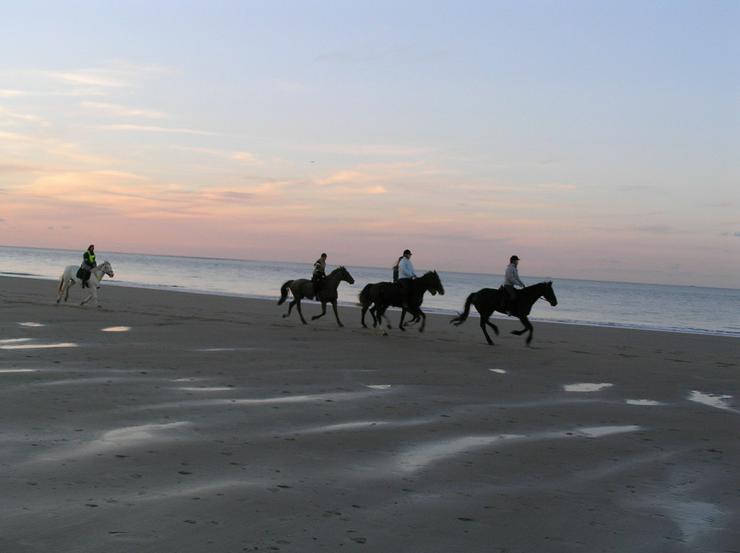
1;275;738;553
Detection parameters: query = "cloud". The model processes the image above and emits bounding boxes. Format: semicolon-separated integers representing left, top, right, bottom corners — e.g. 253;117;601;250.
50;71;126;88
81;101;167;119
303;143;433;158
635;224;675;234
99;124;217;136
318;170;373;186
231;151;260;163
0;89;26;97
0;105;49;126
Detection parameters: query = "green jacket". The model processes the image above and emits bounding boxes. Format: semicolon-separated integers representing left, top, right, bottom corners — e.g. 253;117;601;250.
83;250;96;268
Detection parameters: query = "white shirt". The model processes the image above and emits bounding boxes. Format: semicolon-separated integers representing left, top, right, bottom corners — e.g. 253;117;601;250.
398;257;417;280
504;263;525;287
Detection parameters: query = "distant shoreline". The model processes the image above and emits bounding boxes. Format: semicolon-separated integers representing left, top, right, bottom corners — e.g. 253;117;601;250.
2;243;738;292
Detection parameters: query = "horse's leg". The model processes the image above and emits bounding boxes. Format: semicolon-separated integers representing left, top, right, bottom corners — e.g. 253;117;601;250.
398;308;406;331
296;300;308;325
56;279;64;304
65;279;74;302
511;316;534;344
361;304;369;328
483;309;499;336
91;283;100;308
418;309;426;332
312;302;328;321
331;301;343;328
283;298;296;318
480;317;494;345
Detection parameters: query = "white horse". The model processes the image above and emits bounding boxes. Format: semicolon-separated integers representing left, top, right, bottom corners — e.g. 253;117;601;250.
56;261;115;308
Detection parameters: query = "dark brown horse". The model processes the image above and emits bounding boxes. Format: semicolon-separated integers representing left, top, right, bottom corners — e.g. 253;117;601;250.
359;271;445;332
278;266;355;327
450;281;558;345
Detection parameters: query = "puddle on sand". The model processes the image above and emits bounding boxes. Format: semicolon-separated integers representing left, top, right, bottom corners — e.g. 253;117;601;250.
0;369;38;374
101;326;131;332
0;342;77;350
688;391;734;412
626;399;663;406
564;382;613;392
574;425;641;438
18;322;45;327
489;369;507;374
176;386;235;392
193;347;259;352
366;384;392;390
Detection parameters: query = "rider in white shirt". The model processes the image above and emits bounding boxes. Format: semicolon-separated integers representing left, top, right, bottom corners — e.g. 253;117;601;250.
503;255;524;313
397;249;417;308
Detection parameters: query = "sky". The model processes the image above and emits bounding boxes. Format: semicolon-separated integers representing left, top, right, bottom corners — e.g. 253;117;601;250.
1;0;738;288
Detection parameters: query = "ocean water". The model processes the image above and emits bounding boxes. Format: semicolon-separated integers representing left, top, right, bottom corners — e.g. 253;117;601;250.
1;245;738;337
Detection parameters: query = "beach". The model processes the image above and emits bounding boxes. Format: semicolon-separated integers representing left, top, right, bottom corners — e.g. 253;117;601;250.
1;275;738;553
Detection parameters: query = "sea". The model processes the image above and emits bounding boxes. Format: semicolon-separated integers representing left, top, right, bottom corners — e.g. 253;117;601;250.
1;245;738;338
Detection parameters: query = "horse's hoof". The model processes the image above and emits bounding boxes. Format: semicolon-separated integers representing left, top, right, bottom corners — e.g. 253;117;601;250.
338;324;344;328
282;314;288;318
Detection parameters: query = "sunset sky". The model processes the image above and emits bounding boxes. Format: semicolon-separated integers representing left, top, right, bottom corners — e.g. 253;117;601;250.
1;1;738;288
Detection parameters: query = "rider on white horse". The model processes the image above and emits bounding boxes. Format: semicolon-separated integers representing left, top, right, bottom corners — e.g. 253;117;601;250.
79;244;96;288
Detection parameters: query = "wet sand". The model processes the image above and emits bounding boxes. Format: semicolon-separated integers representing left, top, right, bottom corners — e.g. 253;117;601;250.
1;275;738;552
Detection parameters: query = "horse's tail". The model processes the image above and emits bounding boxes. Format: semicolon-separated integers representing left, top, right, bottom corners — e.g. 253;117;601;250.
450;292;476;326
359;284;373;306
277;280;293;305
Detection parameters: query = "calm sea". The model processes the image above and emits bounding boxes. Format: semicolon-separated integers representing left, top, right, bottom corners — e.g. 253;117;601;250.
1;246;738;337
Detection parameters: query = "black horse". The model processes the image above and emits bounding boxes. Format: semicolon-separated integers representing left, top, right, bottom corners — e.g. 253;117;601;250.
278;266;355;327
359;271;445;332
450;281;558;345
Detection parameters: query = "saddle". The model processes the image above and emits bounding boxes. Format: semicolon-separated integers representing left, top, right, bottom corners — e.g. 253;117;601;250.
497;286;516;315
77;264;95;287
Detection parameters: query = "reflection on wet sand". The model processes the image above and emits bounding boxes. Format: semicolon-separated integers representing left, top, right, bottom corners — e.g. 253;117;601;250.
31;421;191;463
563;382;613;392
101;326;131;332
0;341;77;350
398;425;641;472
688;390;735;412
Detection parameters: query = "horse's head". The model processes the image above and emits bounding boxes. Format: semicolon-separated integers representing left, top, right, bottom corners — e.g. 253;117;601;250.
542;281;557;306
101;260;114;278
337;266;354;285
424;270;445;296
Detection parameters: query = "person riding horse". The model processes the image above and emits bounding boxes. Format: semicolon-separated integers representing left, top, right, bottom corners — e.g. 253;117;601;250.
77;244;97;288
502;255;525;314
396;249;417;309
311;253;327;298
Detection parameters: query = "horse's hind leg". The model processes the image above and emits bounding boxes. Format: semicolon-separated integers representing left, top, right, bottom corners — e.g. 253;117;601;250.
296;301;308;325
283;299;296;318
64;280;74;302
480;317;494;345
330;301;343;327
312;302;327;321
483;312;499;336
511;316;534;345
